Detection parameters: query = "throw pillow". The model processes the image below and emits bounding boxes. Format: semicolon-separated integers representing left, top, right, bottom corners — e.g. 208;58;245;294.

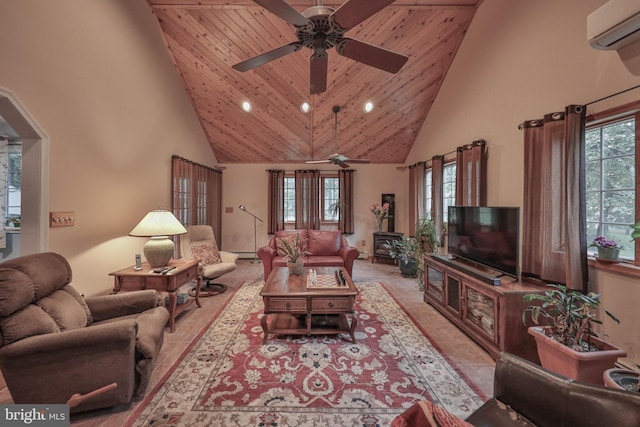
191;241;222;265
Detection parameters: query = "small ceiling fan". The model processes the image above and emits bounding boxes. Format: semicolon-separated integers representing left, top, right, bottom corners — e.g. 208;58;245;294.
306;105;370;168
232;0;408;94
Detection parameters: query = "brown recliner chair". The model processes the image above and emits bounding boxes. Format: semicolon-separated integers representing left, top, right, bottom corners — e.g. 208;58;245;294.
0;252;169;413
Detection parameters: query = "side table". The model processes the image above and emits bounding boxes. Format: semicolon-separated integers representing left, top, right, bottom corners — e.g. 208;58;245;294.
109;258;201;332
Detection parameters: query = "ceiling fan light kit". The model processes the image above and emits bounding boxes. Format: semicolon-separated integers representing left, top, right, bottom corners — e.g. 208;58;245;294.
305;105;370;168
233;0;408;95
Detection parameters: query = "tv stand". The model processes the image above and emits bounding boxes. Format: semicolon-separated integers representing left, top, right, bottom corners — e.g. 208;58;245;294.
433;255;502;286
424;255;544;362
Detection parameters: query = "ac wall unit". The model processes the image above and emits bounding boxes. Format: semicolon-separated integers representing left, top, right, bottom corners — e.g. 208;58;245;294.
588;0;640;50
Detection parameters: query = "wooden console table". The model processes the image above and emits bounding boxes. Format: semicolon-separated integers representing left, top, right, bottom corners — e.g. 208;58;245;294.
424;255;545;362
260;267;359;343
109;258;201;332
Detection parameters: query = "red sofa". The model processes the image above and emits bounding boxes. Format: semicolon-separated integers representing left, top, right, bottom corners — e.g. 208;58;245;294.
257;229;359;280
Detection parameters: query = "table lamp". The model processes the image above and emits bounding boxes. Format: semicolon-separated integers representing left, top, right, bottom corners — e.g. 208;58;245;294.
129;209;187;268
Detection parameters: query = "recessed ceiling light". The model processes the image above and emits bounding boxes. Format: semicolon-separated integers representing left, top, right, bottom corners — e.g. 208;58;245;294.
363;101;374;113
300;102;311;113
241;101;252;113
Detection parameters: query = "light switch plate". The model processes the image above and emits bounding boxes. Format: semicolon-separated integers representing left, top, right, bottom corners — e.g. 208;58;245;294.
50;211;75;227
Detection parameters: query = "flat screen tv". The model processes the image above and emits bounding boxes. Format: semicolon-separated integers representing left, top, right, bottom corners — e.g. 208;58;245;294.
447;206;520;279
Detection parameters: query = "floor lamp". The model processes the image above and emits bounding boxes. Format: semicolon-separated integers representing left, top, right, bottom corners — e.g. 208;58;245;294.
239;205;263;264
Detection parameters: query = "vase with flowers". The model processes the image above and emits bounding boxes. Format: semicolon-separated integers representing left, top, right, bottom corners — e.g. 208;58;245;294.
590;236;624;262
371;202;389;232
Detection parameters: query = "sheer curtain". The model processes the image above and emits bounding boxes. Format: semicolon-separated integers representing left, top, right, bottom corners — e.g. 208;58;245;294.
171;155;223;255
338;169;355;234
455;139;487;206
295;169;320;229
267;170;285;234
520;105;587;290
408;162;425;235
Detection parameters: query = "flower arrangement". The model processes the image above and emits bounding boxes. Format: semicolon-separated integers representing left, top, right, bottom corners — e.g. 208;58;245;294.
589;236;624;249
371;202;389;231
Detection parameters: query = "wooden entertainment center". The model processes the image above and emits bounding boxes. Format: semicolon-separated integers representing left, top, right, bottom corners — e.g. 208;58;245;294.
424;255;544;362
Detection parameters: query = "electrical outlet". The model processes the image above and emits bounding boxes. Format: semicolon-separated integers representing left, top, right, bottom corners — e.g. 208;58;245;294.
50;211;75;227
361;240;366;246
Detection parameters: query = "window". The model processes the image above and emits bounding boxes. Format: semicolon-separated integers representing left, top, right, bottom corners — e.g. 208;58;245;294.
6;143;21;228
585;111;637;262
284;175;340;223
321;176;339;222
443;162;457;223
424;168;433;216
284;176;296;222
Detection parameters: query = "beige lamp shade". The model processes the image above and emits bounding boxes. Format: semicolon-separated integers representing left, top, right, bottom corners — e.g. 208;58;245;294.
129;210;187;267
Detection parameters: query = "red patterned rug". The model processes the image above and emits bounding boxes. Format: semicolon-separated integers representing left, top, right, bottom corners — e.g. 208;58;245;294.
126;281;485;426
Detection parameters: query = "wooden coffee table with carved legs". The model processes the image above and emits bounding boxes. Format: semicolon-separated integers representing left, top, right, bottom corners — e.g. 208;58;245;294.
260;266;359;343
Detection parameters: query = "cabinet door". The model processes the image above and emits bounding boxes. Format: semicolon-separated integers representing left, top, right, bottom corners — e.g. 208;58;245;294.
445;272;462;316
425;261;445;304
464;283;498;343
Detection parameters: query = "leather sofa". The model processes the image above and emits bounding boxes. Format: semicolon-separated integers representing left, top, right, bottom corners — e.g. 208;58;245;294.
393;352;640;427
257;229;359;279
0;252;169;413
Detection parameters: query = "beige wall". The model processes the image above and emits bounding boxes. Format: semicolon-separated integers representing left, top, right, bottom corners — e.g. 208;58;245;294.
406;0;640;362
220;163;407;258
0;0;216;295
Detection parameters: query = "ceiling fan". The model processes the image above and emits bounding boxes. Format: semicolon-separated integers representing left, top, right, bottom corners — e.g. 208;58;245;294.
306;105;370;168
232;0;408;94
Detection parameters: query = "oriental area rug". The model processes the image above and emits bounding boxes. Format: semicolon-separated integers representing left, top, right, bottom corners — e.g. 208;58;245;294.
126;281;485;427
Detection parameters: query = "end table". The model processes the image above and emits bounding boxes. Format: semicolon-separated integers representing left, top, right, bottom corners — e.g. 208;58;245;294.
109;258;201;332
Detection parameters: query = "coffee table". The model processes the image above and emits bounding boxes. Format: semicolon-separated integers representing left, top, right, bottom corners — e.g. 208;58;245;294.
260;266;359;343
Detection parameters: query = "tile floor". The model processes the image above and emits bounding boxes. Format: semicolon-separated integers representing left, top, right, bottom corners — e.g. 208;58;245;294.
0;258;496;426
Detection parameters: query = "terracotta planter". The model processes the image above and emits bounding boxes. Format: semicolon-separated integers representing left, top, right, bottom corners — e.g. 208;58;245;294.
603;368;640;392
528;326;627;385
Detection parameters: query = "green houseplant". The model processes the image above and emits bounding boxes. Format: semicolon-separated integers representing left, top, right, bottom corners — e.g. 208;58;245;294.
277;234;309;275
523;284;626;384
384;236;422;278
415;213;439;255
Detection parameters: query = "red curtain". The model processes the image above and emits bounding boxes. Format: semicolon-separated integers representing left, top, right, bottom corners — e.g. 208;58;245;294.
267;170;285;234
338;169;355;234
521;105;587;290
455;139;487;206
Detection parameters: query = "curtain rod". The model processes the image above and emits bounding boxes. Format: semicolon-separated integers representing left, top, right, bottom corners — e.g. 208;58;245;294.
585;84;640;106
265;169;356;172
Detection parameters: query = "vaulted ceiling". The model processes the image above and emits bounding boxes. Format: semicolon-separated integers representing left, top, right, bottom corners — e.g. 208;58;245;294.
146;0;480;165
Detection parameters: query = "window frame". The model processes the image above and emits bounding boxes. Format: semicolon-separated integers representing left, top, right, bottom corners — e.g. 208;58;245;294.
320;174;339;224
585;100;640;267
283;173;341;225
442;160;457;223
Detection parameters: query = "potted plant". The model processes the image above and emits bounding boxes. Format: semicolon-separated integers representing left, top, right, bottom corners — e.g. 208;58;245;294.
604;363;640;392
415;213;439;255
631;221;640;240
589;235;624;262
522;284;626;384
384;236;422;278
277;234;309;275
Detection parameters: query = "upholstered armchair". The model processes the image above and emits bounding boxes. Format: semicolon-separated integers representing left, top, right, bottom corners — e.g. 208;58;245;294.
180;225;239;296
0;252;169;413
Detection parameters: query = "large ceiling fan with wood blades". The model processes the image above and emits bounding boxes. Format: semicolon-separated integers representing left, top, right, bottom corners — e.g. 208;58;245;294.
232;0;408;94
306;105;370;168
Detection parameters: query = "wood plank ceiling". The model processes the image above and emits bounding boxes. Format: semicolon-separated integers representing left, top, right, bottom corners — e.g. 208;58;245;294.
146;0;480;165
